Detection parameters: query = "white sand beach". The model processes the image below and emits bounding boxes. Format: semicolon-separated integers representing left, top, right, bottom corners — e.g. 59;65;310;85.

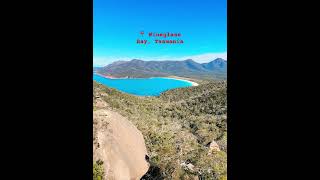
161;77;199;86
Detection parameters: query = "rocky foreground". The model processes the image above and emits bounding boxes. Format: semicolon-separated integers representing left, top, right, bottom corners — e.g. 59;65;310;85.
93;80;227;180
93;96;149;180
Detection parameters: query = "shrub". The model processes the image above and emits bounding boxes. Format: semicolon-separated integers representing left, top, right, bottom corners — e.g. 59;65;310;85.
93;160;104;180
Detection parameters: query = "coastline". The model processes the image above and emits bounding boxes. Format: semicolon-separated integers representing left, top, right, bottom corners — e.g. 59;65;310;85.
94;72;128;79
94;73;199;86
160;77;199;86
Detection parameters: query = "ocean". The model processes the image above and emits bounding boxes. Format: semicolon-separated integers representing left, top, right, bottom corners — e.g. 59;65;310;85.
93;74;192;96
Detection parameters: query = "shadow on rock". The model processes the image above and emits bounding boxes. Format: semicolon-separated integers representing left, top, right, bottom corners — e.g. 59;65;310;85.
140;165;164;180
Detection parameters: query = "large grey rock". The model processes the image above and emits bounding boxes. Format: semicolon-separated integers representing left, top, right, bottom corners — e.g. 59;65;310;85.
93;105;149;180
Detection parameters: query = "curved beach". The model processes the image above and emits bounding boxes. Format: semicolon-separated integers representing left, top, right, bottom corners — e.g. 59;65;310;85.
161;77;199;86
94;73;199;86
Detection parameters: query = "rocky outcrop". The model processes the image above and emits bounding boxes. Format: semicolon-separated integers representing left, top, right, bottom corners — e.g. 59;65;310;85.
93;97;149;180
208;140;220;155
180;162;195;172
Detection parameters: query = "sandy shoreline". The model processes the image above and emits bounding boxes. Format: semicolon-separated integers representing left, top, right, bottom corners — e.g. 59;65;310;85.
159;77;199;86
94;73;199;86
94;73;127;79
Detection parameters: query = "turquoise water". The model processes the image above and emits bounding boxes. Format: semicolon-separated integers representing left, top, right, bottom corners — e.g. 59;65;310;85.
93;74;192;96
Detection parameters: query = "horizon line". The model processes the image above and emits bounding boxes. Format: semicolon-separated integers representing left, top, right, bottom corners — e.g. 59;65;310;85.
93;52;227;67
93;57;227;67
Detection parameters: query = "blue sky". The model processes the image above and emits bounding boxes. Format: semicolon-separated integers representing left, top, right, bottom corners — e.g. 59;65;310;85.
94;0;227;66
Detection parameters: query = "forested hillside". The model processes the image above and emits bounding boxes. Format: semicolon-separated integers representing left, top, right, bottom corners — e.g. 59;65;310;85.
97;58;227;80
93;80;227;180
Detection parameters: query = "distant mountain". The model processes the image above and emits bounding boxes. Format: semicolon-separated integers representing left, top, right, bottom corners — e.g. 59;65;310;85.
202;58;227;70
97;58;227;79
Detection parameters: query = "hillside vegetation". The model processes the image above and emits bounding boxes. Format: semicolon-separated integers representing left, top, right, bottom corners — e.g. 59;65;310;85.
97;58;227;80
93;80;227;180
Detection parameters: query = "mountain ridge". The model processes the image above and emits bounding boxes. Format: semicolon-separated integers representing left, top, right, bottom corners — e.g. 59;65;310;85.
97;58;227;80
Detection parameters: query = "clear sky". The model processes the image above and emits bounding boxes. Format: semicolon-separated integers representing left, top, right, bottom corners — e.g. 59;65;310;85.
94;0;227;66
